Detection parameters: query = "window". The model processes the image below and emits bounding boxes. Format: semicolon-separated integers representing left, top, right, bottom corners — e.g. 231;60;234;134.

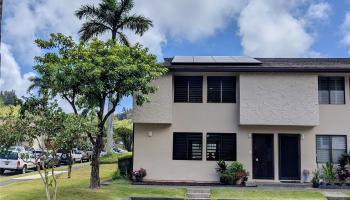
207;76;236;103
206;133;236;161
316;135;347;164
173;132;202;160
174;76;203;103
318;77;345;104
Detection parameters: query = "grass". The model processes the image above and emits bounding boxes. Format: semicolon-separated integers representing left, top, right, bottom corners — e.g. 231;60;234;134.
0;163;89;182
99;152;132;164
0;163;186;200
211;188;326;200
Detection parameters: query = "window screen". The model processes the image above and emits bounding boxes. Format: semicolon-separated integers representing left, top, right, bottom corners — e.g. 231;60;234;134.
173;132;202;160
318;77;345;104
174;76;203;103
206;133;236;161
207;76;236;103
316;135;347;164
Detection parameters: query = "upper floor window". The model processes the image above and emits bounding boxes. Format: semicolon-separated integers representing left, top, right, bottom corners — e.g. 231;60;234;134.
174;76;203;103
207;76;236;103
206;133;236;161
316;135;347;164
318;77;345;104
173;132;202;160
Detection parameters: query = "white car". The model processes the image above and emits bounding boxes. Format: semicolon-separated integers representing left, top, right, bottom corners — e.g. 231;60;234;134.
0;151;36;174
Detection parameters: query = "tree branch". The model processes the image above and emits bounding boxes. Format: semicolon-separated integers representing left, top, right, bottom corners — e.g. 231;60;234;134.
102;94;120;125
62;94;78;115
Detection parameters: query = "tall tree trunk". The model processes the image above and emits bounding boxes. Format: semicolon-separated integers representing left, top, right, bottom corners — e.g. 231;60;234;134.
105;97;114;153
67;152;72;178
90;127;103;189
105;31;118;153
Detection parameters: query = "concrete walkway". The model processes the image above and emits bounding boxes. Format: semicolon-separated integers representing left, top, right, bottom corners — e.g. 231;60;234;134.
321;191;350;200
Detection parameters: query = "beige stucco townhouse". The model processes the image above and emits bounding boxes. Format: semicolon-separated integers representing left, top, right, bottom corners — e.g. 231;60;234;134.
132;56;350;183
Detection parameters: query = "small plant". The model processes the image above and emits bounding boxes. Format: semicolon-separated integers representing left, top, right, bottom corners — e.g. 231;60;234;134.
311;169;320;188
111;169;122;180
322;162;336;185
133;168;147;182
219;171;232;184
216;160;227;173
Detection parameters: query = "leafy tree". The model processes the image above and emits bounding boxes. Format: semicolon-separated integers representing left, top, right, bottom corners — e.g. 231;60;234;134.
56;114;97;178
32;33;166;189
17;96;65;200
0;96;92;199
0;90;22;106
114;124;132;151
75;0;153;153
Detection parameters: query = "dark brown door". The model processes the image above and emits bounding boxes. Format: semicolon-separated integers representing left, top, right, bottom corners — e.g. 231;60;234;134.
279;134;301;180
252;134;274;179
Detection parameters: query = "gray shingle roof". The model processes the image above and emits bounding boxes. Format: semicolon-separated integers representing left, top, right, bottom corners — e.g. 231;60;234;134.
164;57;350;72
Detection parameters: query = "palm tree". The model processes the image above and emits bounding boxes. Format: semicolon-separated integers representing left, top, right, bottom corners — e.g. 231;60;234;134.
75;0;153;189
75;0;153;44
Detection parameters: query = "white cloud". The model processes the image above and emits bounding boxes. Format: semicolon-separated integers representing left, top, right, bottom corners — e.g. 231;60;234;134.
305;2;331;21
237;0;329;57
134;0;246;42
0;43;35;98
341;12;350;46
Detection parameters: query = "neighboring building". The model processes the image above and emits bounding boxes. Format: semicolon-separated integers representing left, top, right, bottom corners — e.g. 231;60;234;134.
132;56;350;183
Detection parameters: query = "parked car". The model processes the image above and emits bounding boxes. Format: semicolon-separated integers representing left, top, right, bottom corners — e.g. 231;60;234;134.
58;149;83;164
80;150;92;162
0;151;36;174
112;148;128;153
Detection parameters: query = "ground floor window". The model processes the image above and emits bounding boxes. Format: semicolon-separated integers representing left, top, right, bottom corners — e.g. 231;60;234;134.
206;133;236;161
173;132;202;160
316;135;347;164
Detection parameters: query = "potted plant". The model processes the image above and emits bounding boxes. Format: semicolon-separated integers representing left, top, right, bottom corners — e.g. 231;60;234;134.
219;171;232;185
311;169;320;188
322;162;336;185
133;168;147;182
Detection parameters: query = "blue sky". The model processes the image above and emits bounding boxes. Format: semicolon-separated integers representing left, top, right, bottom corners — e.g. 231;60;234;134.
1;0;350;113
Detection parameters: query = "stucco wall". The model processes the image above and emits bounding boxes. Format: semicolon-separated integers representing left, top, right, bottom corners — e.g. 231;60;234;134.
133;74;172;123
133;73;350;182
239;73;319;126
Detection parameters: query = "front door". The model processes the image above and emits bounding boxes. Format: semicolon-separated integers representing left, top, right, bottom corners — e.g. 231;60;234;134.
252;134;274;179
279;134;301;180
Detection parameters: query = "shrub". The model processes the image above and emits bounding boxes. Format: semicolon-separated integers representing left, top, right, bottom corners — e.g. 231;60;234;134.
336;152;350;183
217;161;249;185
133;168;147;182
322;162;336;184
99;152;132;164
111;169;122;180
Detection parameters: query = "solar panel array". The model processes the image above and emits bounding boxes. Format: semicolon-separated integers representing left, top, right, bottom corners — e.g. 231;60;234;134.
172;56;261;64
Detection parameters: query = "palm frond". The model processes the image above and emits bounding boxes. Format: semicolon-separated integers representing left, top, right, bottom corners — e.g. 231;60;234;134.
116;32;130;46
120;14;153;36
115;0;134;18
75;5;98;20
78;21;111;41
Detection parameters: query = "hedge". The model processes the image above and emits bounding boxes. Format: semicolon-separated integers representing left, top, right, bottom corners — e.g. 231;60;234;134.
99;152;132;164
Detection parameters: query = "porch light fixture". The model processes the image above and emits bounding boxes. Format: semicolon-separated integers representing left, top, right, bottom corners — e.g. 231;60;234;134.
148;131;153;137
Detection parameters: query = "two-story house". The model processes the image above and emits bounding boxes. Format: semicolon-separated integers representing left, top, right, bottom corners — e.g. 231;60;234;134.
132;56;350;183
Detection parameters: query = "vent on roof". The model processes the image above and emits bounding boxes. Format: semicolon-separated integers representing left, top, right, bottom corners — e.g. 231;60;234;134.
171;56;262;64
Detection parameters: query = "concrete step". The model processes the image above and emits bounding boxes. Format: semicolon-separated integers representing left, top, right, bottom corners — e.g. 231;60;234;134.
188;193;210;198
187;188;210;193
188;198;210;200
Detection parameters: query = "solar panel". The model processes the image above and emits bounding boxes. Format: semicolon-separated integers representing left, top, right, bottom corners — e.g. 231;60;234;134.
171;56;261;64
172;56;193;63
193;56;214;63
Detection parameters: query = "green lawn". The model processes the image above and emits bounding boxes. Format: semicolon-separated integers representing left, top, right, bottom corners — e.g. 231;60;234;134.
0;164;186;200
211;188;326;200
0;163;89;182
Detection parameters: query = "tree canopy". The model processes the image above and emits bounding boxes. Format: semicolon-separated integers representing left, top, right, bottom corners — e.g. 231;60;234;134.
32;33;166;188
